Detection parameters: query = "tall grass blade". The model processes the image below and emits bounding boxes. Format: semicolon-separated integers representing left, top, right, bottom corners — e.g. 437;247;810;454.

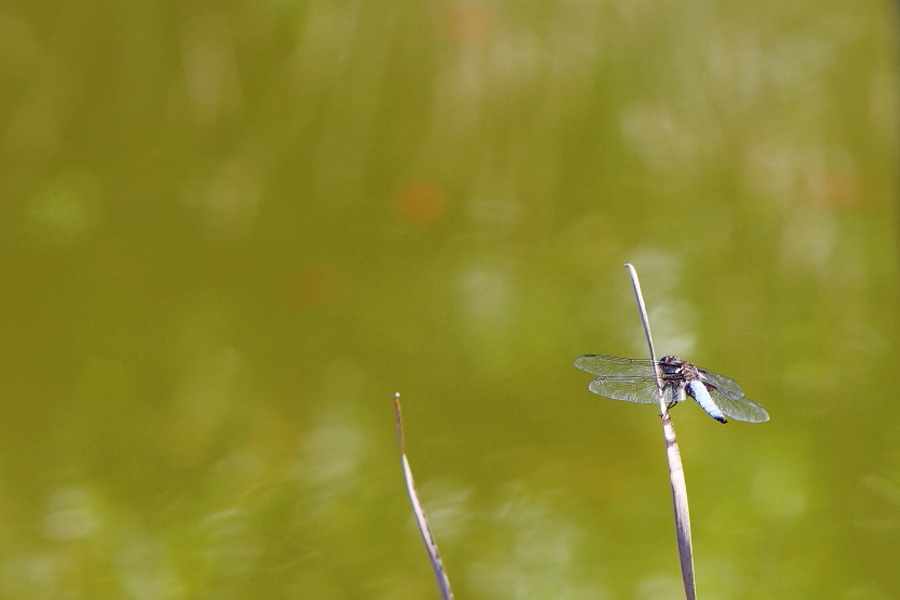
625;264;696;600
393;393;455;600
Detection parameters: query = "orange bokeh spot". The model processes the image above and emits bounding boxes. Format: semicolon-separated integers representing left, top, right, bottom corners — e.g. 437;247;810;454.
397;180;444;225
805;170;859;210
291;266;339;306
442;3;494;48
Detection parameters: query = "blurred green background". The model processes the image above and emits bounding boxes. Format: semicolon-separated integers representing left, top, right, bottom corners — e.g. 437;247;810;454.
1;1;899;598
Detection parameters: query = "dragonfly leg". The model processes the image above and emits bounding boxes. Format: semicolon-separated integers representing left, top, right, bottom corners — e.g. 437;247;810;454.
657;400;678;419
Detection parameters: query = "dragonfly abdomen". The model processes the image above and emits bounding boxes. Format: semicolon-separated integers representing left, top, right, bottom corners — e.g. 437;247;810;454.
686;380;727;423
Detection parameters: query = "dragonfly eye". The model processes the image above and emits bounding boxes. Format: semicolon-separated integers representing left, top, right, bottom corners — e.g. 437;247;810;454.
658;361;683;376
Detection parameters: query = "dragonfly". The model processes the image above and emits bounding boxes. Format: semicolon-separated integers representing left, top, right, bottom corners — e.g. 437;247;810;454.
573;354;769;423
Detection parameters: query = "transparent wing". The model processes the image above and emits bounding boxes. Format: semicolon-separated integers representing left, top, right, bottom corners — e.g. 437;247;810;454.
586;375;664;404
695;367;769;422
705;385;770;423
574;355;658;378
697;369;744;400
575;354;669;404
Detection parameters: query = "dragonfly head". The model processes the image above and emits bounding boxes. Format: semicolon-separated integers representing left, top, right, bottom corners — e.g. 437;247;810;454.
658;355;682;370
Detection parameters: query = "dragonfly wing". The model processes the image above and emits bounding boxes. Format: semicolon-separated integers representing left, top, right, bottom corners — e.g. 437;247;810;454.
574;355;657;378
698;369;744;400
587;375;663;404
706;386;770;423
